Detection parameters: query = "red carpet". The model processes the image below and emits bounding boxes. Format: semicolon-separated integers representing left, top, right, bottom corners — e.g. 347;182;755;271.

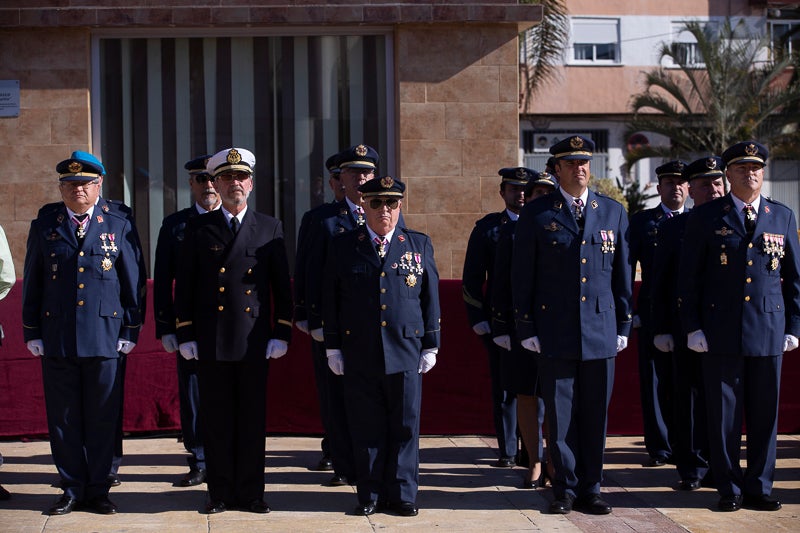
0;280;798;437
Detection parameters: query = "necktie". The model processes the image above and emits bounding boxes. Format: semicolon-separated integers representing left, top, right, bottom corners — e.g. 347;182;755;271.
743;205;756;234
374;236;388;259
73;213;89;240
572;198;584;221
230;216;239;235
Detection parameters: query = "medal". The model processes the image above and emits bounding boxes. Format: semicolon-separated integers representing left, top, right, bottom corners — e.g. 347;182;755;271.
771;257;780;271
406;273;417;287
101;257;113;271
720;252;727;265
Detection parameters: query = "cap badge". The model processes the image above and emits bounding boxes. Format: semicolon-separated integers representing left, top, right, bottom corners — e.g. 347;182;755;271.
745;143;758;156
227;149;242;165
68;162;83;173
676;161;685;170
355;144;368;157
516;168;527;179
706;158;717;170
381;176;394;189
570;136;584;149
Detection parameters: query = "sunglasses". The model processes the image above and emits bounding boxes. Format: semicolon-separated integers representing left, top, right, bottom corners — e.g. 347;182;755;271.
216;172;252;182
368;198;400;210
194;174;213;184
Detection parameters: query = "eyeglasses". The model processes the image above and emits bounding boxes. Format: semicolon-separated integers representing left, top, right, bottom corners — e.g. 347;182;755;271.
216;172;252;182
60;179;99;189
194;174;213;184
368;198;400;210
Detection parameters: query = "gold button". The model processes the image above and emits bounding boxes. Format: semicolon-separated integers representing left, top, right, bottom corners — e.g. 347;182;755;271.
381;304;387;310
219;286;225;292
746;277;752;283
247;268;253;274
523;313;529;319
552;241;557;245
218;305;224;311
77;300;84;306
381;288;386;293
581;296;587;302
219;267;226;273
78;283;84;289
345;330;351;335
45;311;50;317
581;258;587;264
113;311;117;316
747;260;753;266
79;251;84;256
380;272;386;277
381;321;387;327
541;305;546;310
748;243;753;248
245;289;252;295
744;296;750;302
50;252;55;257
415;329;419;334
582;240;586;245
245;307;251;312
51;275;56;280
106;253;109;257
581;277;587;283
79;267;85;272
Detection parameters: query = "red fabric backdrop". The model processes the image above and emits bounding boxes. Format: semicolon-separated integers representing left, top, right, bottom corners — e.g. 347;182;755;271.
0;279;798;437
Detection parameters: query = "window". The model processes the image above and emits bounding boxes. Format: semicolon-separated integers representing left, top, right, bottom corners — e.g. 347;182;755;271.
92;31;392;272
570;18;620;64
770;21;800;60
667;23;705;68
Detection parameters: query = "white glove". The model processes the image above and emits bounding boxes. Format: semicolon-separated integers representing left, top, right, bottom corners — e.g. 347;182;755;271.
616;335;628;353
311;328;324;342
266;339;288;360
653;334;674;353
418;348;438;373
783;334;799;353
493;335;511;351
179;341;199;360
521;336;541;353
27;339;44;357
326;349;344;375
160;334;179;353
687;329;708;352
116;339;136;354
472;321;491;336
632;315;642;329
295;320;309;334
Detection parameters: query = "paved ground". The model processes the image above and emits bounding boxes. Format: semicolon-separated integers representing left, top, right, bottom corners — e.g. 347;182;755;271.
0;434;798;532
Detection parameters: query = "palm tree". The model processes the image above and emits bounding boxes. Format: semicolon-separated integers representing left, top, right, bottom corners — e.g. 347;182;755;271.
624;18;800;169
519;0;569;108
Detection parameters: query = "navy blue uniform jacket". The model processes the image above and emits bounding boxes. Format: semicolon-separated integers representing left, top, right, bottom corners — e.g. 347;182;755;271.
678;194;800;356
23;198;144;356
511;190;632;359
153;206;197;339
462;211;512;327
322;226;441;375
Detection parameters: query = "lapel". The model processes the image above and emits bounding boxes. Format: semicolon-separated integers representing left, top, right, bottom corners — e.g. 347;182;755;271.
384;230;409;268
549;193;579;235
753;195;769;236
721;195;747;237
80;205;109;251
224;209;249;260
355;227;381;267
54;207;78;248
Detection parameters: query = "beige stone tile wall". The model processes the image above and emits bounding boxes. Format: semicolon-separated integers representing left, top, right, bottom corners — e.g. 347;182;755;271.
397;23;521;279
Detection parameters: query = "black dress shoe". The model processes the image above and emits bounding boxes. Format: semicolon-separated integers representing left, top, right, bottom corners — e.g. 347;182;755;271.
87;495;118;515
245;499;271;513
106;474;121;487
575;494;612;515
180;468;207;487
521;479;538;489
328;474;348;486
205;500;226;514
678;479;701;491
354;500;377;516
315;456;334;471
743;494;782;511
47;494;80;515
718;494;742;512
0;484;10;500
647;456;667;467
495;456;516;468
549;496;574;514
392;501;418;516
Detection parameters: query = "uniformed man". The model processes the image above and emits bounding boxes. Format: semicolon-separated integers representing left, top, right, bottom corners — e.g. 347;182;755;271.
323;175;440;517
462;167;532;467
651;156;725;491
174;147;293;514
301;144;381;486
491;170;556;488
153;155;220;487
294;151;344;473
512;136;632;515
23;150;144;515
678;141;800;512
627;160;689;468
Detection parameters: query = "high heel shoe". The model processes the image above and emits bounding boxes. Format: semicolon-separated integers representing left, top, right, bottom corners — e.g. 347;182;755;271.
522;465;541;489
538;462;552;487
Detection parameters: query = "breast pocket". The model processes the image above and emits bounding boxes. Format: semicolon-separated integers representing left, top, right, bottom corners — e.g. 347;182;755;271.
591;232;615;271
91;244;118;280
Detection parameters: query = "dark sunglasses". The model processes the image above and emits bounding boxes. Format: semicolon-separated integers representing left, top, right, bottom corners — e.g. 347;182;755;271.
194;174;213;184
368;198;400;210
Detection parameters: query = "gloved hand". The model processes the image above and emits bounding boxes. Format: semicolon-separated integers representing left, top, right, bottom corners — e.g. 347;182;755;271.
472;321;491;336
266;339;288;360
116;339;136;354
653;334;674;353
687;329;708;352
179;341;199;360
326;349;344;375
160;334;178;353
783;334;799;353
521;336;541;353
418;348;437;373
311;328;324;342
493;335;511;351
27;339;44;357
295;320;309;334
616;335;628;353
632;315;642;329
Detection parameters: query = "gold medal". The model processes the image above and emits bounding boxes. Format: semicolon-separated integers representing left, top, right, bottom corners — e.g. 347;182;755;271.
101;257;113;271
406;273;417;287
771;257;779;271
720;252;727;265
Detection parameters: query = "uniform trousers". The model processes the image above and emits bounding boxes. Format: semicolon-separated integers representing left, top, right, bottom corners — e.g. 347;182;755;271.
702;353;781;498
198;359;268;505
637;325;674;461
481;335;518;459
539;356;614;500
672;348;709;482
110;353;126;477
309;339;332;460
41;356;122;501
344;368;421;506
312;339;354;479
177;355;204;470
